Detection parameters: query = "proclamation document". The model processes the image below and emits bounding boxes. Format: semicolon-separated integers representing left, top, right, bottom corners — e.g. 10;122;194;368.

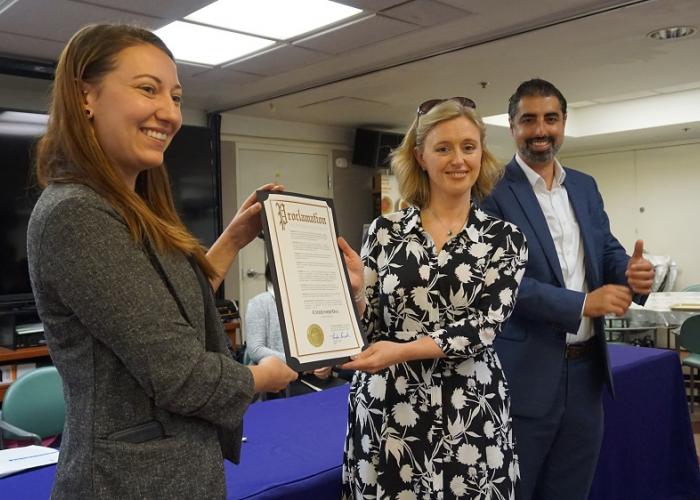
257;191;366;371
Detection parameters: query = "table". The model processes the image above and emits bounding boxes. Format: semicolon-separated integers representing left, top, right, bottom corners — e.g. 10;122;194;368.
604;316;680;348
2;346;699;499
589;345;700;500
0;383;349;500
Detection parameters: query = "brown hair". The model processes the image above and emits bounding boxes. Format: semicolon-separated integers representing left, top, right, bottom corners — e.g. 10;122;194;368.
390;100;502;208
35;24;215;278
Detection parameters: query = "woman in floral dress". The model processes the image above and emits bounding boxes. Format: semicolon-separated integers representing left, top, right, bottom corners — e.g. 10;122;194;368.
338;97;528;499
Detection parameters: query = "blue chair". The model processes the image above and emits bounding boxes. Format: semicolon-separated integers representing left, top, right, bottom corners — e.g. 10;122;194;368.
679;315;700;413
0;366;65;448
682;284;700;292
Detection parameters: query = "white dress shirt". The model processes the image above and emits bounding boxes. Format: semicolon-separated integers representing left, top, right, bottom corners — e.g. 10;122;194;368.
515;154;593;343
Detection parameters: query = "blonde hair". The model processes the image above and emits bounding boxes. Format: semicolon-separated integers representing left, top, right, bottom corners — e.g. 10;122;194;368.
390;100;502;208
35;24;215;278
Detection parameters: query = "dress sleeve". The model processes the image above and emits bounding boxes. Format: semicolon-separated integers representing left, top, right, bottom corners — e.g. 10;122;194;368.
429;223;528;359
357;218;382;342
35;197;254;431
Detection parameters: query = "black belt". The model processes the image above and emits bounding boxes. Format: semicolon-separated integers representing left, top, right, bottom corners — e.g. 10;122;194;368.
565;338;596;360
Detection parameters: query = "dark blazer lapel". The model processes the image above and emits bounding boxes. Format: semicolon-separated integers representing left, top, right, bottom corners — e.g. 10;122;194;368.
563;172;601;288
505;161;565;287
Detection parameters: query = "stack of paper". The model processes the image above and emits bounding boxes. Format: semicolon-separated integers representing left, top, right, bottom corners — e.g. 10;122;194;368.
0;445;58;478
625;292;700;327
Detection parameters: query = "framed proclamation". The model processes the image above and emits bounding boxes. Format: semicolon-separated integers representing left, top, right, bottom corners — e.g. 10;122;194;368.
257;190;367;371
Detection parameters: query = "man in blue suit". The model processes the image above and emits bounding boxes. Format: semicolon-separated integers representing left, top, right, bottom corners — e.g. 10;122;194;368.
480;79;654;500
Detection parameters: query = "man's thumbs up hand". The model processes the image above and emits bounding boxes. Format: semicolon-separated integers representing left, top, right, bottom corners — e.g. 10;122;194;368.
625;239;654;295
632;240;644;260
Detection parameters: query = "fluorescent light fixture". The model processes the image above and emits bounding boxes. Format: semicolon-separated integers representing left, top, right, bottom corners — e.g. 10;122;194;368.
483;113;510;129
483;88;700;138
0;110;48;136
156;21;275;66
0;111;48;125
185;0;362;39
0;0;19;16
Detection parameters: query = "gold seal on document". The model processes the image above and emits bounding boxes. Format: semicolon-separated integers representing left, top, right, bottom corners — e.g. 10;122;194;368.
307;323;324;347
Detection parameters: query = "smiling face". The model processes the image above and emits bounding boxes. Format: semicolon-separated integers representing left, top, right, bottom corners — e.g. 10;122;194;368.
510;95;566;169
83;43;182;188
414;116;482;203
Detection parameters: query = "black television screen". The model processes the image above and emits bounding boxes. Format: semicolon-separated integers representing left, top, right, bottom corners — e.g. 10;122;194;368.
0;110;45;306
164;125;221;248
0;110;220;308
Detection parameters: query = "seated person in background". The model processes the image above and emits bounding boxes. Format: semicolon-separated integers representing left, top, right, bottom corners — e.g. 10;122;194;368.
245;264;351;397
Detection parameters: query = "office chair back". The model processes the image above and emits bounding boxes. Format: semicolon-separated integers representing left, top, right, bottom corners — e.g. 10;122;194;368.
680;315;700;353
2;366;65;439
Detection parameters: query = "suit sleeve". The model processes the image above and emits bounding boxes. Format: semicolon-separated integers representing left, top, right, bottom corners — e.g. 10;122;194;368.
35;197;254;432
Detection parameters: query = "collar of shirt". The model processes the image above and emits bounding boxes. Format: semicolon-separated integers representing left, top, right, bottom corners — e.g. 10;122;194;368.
514;155;592;342
400;205;483;244
514;153;566;191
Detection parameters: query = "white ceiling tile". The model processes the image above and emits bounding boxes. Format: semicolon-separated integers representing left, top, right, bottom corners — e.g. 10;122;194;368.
176;62;216;78
294;15;419;55
0;0;162;42
194;68;265;86
227;45;330;77
382;0;472;27
655;81;700;94
332;0;407;11
0;32;65;62
179;69;264;111
69;0;212;19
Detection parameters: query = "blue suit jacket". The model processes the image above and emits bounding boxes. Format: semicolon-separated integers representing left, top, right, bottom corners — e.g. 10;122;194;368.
480;158;630;418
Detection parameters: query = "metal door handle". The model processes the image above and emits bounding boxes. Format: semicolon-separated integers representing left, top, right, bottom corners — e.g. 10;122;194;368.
246;268;263;278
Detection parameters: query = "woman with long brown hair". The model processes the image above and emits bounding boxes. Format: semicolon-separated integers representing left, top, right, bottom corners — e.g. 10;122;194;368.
27;23;296;498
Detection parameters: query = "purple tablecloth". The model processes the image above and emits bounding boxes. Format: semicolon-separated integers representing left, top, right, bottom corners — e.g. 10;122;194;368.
2;345;699;499
589;345;700;500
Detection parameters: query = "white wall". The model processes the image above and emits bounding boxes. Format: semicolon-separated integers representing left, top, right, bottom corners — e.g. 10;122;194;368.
219;113;376;302
560;140;700;290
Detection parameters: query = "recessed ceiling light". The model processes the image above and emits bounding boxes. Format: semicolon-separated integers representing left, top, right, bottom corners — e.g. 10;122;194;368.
647;26;696;41
155;21;275;66
185;0;362;40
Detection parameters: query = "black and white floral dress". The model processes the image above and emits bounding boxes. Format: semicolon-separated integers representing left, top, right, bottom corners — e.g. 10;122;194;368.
342;205;527;500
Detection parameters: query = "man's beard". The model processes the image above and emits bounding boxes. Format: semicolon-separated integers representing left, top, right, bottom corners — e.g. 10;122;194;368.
519;136;561;165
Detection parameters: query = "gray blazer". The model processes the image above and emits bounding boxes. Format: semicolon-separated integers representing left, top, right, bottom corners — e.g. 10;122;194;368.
27;183;255;499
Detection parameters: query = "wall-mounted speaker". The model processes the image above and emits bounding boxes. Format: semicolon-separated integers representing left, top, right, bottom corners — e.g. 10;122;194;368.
352;128;403;168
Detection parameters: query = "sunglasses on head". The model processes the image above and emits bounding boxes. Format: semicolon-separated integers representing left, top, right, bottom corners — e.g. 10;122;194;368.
417;97;477;116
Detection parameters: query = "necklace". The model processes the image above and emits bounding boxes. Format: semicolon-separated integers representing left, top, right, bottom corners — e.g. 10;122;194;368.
425;207;468;237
